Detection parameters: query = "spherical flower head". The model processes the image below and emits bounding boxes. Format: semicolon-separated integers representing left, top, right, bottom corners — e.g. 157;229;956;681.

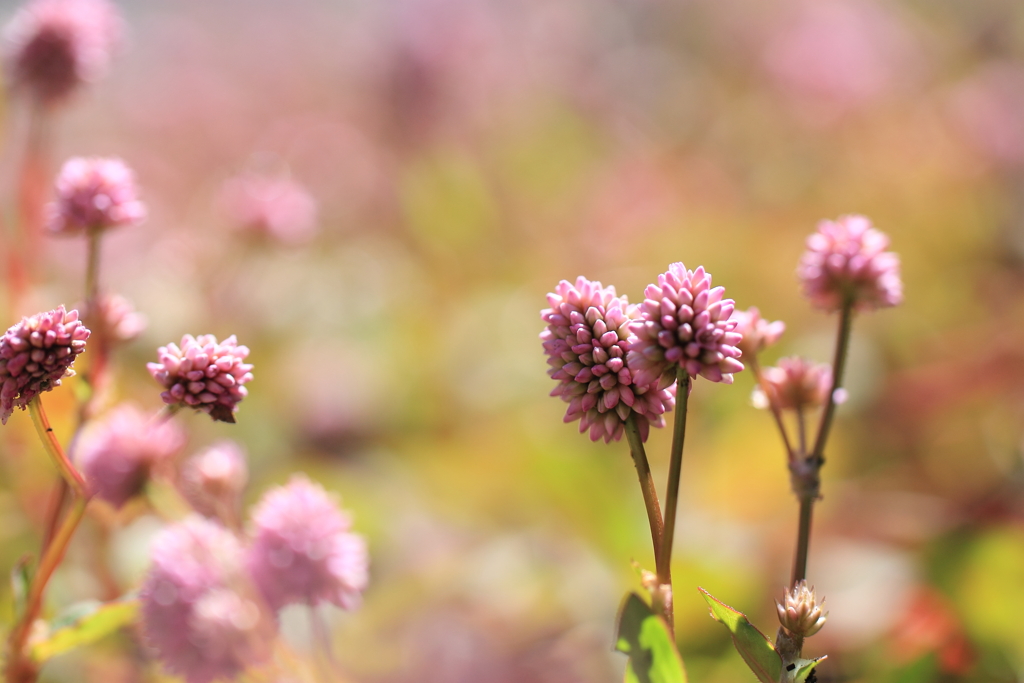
0;306;88;425
731;307;785;358
140;516;274;683
777;580;828;638
752;357;834;412
147;334;253;423
180;441;248;520
219;173;318;245
46;157;146;235
798;215;902;312
79;404;186;508
85;293;146;343
627;263;744;388
540;276;675;444
247;476;368;611
3;0;120;106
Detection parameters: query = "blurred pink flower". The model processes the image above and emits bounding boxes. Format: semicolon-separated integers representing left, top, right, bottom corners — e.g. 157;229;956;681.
541;276;675;444
79;404;185;508
0;305;88;424
219;173;318;245
798;214;902;312
180;441;248;521
46;157;146;235
753;357;833;411
948;62;1024;170
247;476;368;611
731;306;785;357
140;516;274;683
627;264;743;388
86;293;146;343
2;0;120;106
147;334;253;423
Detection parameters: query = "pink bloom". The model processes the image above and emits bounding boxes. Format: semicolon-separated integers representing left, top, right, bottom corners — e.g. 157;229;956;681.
46;157;146;235
0;306;88;424
147;335;253;423
180;441;248;520
79;404;186;508
753;357;833;411
2;0;120;106
731;307;785;357
540;276;675;444
219;173;317;245
140;516;274;683
247;476;368;611
86;293;146;343
627;264;744;388
798;215;902;312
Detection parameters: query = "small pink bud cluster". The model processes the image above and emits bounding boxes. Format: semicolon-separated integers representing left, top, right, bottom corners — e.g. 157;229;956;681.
731;307;785;357
777;580;828;638
180;441;248;521
798;214;902;312
46;157;146;235
219;173;318;245
541;277;674;443
86;293;146;343
0;306;89;424
628;263;744;387
753;357;834;412
147;335;253;423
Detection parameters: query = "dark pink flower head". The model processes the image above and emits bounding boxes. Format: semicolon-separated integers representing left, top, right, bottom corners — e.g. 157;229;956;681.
798;215;902;312
147;335;253;423
140;516;274;683
731;307;786;358
627;264;744;388
219;173;318;245
79;404;186;508
540;276;675;444
180;441;248;520
247;476;368;611
753;357;833;412
0;306;88;424
2;0;120;106
46;157;146;235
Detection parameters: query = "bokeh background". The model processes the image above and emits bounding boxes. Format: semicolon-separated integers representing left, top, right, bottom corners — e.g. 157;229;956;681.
2;0;1024;680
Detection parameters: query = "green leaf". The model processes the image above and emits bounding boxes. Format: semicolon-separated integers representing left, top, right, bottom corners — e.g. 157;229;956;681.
615;592;687;683
31;596;138;662
789;656;826;683
699;587;782;683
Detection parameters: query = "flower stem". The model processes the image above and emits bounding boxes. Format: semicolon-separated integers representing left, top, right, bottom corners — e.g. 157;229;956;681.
28;398;87;497
809;301;854;464
654;367;690;633
748;355;794;461
623;415;664;572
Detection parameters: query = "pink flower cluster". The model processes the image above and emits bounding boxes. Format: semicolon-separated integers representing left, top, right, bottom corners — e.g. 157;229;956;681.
541;277;674;443
0;306;89;424
147;334;253;423
46;157;146;235
753;357;834;411
731;307;785;357
180;441;248;520
219;173;318;245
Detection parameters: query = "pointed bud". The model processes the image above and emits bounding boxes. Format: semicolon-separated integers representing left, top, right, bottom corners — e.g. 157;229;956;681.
777;580;827;638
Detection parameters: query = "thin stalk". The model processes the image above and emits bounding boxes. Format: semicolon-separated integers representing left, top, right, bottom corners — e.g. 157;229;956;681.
28;398;87;496
748;355;795;461
658;368;689;588
796;407;807;459
623;415;664;566
791;497;814;584
809;301;855;464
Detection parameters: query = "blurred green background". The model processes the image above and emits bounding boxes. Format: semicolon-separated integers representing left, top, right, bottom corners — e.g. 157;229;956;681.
3;0;1024;680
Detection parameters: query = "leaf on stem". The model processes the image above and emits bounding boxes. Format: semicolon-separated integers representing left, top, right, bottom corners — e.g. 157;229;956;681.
30;595;138;662
699;587;782;683
789;656;827;683
615;592;687;683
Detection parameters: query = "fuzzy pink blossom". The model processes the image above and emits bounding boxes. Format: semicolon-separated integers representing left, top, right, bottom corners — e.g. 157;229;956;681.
0;306;88;424
46;157;146;235
753;357;833;412
798;215;902;312
219;173;318;245
79;404;186;508
731;307;785;357
180;441;248;521
2;0;120;106
247;476;368;611
85;293;146;343
140;516;274;683
627;264;744;388
147;335;253;423
540;276;675;443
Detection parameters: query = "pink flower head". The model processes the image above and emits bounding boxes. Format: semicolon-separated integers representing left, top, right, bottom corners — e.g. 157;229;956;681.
540;276;675;444
219;173;318;245
46;157;146;235
140;516;274;683
627;264;744;388
79;404;186;508
180;441;248;520
147;335;253;423
2;0;120;106
753;357;833;411
0;306;88;424
247;476;369;611
798;214;902;312
86;293;146;343
731;307;786;357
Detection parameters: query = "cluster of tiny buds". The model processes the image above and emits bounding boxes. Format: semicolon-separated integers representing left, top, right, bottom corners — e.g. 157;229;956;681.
752;357;840;412
730;307;785;358
47;156;146;235
147;334;253;423
777;580;828;638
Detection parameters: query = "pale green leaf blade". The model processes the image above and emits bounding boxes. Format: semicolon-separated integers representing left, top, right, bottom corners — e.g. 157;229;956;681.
615;592;687;683
789;656;826;683
699;587;782;683
32;596;138;662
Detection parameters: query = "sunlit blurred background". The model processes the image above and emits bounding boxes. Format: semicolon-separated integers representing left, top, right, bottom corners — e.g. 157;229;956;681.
2;0;1024;680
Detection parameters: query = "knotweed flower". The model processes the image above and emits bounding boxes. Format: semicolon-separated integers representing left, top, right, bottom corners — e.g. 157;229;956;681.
777;580;828;638
219;173;318;245
85;293;146;343
140;516;274;683
247;476;368;611
180;441;248;520
2;0;120;106
147;335;253;423
79;404;185;508
628;264;744;388
541;277;675;443
798;215;902;312
46;157;146;235
752;357;833;412
731;307;785;357
0;306;88;424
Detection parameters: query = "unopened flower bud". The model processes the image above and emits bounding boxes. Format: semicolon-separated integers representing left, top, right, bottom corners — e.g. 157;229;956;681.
752;357;832;412
730;307;785;357
776;580;827;638
180;441;248;521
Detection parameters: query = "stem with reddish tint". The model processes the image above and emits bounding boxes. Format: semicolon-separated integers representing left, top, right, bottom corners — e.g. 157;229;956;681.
748;355;795;461
623;415;664;570
655;367;690;634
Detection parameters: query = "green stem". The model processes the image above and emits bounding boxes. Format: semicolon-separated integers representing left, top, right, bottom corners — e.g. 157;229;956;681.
809;301;855;464
623;415;664;569
28;398;87;496
658;368;690;586
791;497;814;584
